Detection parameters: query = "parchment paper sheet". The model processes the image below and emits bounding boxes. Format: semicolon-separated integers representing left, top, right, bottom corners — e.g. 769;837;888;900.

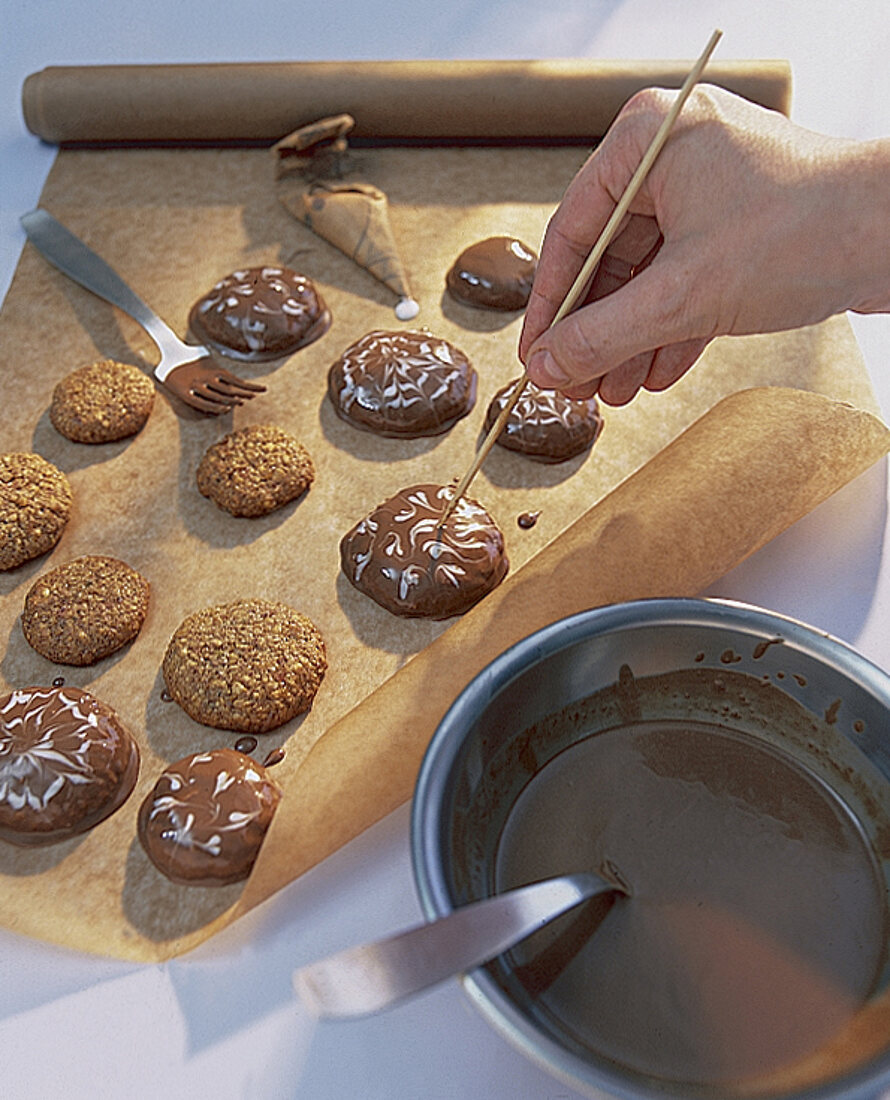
21;59;792;145
0;132;887;960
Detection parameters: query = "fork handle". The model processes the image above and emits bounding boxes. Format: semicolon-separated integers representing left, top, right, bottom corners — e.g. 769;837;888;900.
20;209;179;355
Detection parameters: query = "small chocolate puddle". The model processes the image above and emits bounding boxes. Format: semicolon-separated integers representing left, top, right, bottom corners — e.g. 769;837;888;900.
263;747;285;768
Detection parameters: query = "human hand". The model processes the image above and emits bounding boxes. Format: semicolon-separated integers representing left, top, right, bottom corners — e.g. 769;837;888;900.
520;84;890;405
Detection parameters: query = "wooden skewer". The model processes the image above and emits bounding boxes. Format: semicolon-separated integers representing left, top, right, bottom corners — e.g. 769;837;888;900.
439;27;723;526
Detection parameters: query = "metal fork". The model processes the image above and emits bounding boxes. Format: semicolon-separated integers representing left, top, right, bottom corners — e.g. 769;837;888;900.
20;209;266;415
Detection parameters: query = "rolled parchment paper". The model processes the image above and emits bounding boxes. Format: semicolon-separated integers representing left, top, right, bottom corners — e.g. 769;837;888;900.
22;59;792;145
236;387;890;918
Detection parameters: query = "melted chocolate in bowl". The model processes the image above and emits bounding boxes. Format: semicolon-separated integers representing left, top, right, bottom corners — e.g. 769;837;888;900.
417;610;890;1100
495;717;886;1088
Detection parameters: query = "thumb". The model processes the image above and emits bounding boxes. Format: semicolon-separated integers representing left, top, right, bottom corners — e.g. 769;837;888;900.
524;257;703;391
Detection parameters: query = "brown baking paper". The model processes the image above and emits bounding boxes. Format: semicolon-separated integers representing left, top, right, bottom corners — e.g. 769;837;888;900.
21;59;792;146
0;117;887;961
239;385;890;916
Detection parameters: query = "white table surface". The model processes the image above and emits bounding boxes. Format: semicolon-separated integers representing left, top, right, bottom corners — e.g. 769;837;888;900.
2;3;889;1098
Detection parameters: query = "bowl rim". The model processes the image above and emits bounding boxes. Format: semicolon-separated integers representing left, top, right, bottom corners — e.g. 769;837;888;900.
410;596;890;1100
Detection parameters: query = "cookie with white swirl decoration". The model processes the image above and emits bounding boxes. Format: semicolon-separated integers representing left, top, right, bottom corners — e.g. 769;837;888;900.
327;330;477;438
340;483;508;619
0;685;139;846
138;748;282;886
485;377;603;463
188;265;331;361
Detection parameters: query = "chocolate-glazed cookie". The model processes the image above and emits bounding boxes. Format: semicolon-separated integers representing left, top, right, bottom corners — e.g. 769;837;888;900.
485;378;603;463
327;330;476;438
188;265;331;361
138;748;281;886
340;483;508;619
0;452;72;571
445;236;537;311
0;685;139;846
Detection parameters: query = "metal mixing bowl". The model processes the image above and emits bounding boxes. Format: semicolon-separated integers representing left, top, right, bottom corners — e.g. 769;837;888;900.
411;598;890;1100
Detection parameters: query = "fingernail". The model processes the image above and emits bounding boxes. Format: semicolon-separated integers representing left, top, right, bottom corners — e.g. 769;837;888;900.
528;348;571;388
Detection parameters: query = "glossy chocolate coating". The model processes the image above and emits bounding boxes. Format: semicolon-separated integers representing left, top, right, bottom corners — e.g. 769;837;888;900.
138;748;281;886
485;377;603;463
0;685;139;846
446;236;537;310
188;265;330;361
328;330;476;438
340;483;508;619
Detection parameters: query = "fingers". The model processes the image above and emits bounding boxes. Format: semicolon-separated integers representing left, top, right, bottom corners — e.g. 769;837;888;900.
527;250;702;378
519;91;675;363
524;253;712;406
534;337;708;408
595;354;653;406
643;338;709;392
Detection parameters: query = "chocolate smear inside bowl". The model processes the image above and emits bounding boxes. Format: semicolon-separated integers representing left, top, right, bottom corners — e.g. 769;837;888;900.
413;599;890;1100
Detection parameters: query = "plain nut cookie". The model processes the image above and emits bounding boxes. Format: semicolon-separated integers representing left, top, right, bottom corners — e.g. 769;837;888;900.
197;424;315;517
162;598;327;733
50;359;155;443
21;555;151;666
0;452;72;571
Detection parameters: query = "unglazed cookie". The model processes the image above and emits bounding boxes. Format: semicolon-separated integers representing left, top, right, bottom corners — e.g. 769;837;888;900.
0;452;72;571
50;359;155;443
21;556;150;666
138;748;281;885
485;377;603;463
162;598;326;733
340;483;508;619
445;236;537;310
0;685;139;846
188;265;331;361
196;424;315;517
327;329;477;438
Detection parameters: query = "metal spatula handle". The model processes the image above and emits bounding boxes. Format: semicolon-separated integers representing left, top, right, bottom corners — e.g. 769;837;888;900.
21;209;179;354
294;871;617;1019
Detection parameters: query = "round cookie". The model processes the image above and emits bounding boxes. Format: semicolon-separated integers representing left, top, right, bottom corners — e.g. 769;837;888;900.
138;748;281;886
50;359;155;443
484;377;603;463
340;483;509;619
162;598;326;733
445;236;537;310
188;265;331;361
196;424;315;517
327;329;477;438
22;556;150;666
0;685;139;846
0;452;72;571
